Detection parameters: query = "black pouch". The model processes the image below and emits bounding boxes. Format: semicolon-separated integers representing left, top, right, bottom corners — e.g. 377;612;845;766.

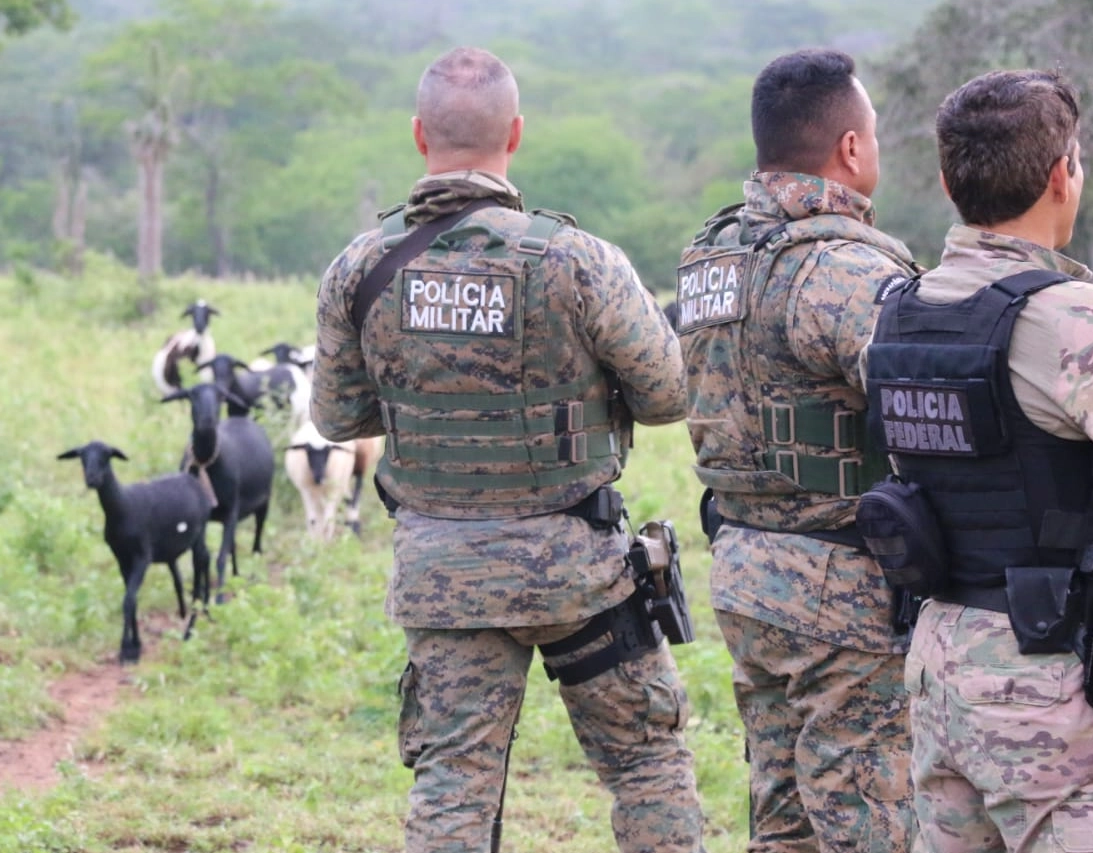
855;475;948;596
1004;566;1081;655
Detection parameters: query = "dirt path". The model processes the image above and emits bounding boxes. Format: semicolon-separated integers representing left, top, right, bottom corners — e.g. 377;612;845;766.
0;610;178;792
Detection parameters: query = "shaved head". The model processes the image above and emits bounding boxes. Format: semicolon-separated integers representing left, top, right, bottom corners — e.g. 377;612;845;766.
416;47;520;158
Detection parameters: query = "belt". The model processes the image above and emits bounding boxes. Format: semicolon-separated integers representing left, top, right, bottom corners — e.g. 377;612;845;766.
932;584;1009;614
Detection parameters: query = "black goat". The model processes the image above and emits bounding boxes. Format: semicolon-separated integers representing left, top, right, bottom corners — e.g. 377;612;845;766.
162;383;275;600
57;441;212;664
199;353;261;416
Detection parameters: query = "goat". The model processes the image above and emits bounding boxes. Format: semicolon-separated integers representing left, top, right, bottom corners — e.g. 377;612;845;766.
151;300;219;395
254;343;312;430
284;421;358;540
200;353;263;416
345;436;385;535
200;346;311;432
162;383;275;600
57;441;212;664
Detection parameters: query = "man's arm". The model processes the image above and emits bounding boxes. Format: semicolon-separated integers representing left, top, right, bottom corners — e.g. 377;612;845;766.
310;242;386;442
577;239;687;426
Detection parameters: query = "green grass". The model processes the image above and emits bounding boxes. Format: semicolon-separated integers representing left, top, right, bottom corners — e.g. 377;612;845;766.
0;256;748;852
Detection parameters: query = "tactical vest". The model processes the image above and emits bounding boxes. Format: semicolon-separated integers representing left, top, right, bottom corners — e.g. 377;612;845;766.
867;269;1093;587
677;203;915;510
366;205;627;520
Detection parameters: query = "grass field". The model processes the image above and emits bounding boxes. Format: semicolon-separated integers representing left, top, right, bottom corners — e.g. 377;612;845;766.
0;255;749;852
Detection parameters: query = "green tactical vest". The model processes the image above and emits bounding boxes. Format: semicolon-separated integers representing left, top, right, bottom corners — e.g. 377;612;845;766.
367;205;627;520
677;203;916;504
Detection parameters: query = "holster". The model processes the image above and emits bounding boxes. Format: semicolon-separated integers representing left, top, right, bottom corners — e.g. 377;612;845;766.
540;586;662;686
1004;566;1083;655
629;520;696;645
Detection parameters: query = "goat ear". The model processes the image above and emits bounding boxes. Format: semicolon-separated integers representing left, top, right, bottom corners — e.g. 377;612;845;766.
110;447;129;462
209;306;220;315
161;389;189;403
234;359;249;370
57;448;81;460
286;443;307;451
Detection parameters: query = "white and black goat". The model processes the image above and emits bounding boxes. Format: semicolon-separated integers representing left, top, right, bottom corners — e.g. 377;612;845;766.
162;383;275;601
284;421;358;541
252;342;312;430
200;345;311;431
345;436;384;535
151;300;219;395
58;441;212;664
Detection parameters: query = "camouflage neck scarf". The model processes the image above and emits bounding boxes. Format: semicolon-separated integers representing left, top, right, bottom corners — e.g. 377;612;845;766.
751;171;877;227
404;170;524;224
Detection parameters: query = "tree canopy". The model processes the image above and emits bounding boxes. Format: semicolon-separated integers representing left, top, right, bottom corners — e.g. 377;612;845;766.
4;0;1008;288
0;0;70;36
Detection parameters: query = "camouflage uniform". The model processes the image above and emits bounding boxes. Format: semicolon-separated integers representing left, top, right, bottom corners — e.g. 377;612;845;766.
677;172;919;852
311;170;703;853
882;225;1093;853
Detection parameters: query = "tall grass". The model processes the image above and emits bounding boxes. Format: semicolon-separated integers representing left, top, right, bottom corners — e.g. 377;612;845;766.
0;256;748;852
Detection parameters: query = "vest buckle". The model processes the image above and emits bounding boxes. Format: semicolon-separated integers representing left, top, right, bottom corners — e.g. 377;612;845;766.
838;458;860;499
769;404;796;445
833;410;858;452
558;433;588;463
774;449;799;482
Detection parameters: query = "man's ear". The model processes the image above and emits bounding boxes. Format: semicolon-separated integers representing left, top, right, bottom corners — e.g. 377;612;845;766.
412;116;427;156
506;115;523;155
838;129;861;177
1048;153;1073;203
939;170;952;200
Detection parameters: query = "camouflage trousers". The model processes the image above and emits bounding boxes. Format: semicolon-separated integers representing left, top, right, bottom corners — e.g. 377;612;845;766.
716;610;915;853
906;599;1093;853
397;622;704;853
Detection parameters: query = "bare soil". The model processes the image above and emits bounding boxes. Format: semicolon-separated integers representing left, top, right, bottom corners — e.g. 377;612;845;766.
0;609;179;792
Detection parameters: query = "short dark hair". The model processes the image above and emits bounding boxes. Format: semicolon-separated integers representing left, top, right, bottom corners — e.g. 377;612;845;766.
936;69;1080;226
751;48;864;174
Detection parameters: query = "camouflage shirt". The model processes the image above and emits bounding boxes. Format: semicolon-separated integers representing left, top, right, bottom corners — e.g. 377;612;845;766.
310;170;685;628
680;172;919;652
883;224;1093;441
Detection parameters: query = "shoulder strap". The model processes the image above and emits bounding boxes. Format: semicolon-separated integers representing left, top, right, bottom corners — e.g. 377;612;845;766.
351;198;498;331
990;268;1072;299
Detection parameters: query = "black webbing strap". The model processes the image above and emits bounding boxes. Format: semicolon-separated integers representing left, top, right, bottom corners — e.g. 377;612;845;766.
351;198;498;331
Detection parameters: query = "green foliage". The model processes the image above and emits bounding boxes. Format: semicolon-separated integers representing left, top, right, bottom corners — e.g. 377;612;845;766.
0;0;946;284
0;264;749;851
0;0;71;37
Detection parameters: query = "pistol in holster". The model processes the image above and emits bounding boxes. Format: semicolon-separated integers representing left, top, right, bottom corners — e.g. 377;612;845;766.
628;520;696;645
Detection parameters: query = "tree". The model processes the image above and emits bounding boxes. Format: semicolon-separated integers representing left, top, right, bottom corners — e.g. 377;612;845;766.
0;0;70;38
872;0;1093;265
126;41;182;286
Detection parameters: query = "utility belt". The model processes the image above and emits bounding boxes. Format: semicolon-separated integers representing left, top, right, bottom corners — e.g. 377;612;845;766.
374;479;626;527
701;485;919;634
936;567;1091;657
699;487;866;549
561;485;625;531
855;476;1093;706
540;517;695;686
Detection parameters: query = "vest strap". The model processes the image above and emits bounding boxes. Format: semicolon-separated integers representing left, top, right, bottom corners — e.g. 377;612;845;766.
762;402;866;450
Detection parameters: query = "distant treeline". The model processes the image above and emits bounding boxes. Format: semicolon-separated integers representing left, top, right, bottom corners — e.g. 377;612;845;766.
7;0;1091;289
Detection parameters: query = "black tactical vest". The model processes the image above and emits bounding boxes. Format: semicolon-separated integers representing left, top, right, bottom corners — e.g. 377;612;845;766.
867;269;1093;587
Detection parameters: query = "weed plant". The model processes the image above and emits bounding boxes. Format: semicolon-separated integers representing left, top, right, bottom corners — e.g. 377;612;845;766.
0;258;748;852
